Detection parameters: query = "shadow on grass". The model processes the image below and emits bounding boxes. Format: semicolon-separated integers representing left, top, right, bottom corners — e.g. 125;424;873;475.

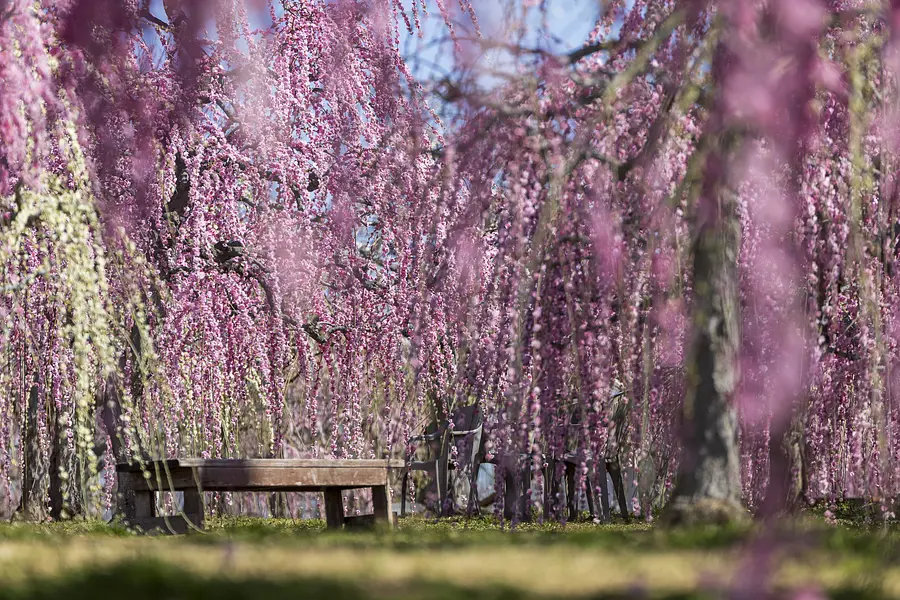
1;516;896;561
186;516;752;555
195;515;900;565
0;560;887;600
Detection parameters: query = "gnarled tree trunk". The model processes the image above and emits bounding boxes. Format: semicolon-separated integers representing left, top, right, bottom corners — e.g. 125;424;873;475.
664;132;746;525
102;324;146;521
17;384;44;521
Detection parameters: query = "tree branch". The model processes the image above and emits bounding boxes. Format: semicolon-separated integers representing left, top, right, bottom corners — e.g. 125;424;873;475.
139;9;172;31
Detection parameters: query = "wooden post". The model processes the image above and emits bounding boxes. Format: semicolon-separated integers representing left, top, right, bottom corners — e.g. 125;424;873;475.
565;461;577;521
597;461;611;522
584;462;598;521
436;437;450;516
400;469;409;517
519;456;533;522
324;489;344;529
371;484;392;527
502;466;517;522
607;458;630;521
544;457;559;520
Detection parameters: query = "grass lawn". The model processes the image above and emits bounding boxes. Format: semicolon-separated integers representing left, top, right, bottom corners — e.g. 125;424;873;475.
0;516;897;599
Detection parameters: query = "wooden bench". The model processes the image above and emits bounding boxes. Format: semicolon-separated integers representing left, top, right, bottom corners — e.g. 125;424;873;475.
116;458;405;534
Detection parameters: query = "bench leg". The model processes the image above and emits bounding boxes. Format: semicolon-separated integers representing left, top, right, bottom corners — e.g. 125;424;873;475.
436;447;450;516
372;485;393;528
400;470;409;517
324;489;344;529
134;490;155;518
183;490;204;529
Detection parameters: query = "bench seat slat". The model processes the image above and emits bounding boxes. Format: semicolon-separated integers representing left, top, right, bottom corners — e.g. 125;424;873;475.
126;463;399;492
117;458;405;472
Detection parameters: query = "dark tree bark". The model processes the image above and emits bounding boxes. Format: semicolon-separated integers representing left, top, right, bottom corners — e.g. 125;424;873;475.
47;396;65;520
100;371;136;520
605;458;631;520
603;392;632;522
48;378;84;521
17;384;44;520
101;324;146;521
761;408;807;516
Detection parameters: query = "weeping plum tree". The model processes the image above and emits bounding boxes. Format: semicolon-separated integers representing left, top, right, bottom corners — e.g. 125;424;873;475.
0;0;459;518
2;0;900;524
428;0;900;523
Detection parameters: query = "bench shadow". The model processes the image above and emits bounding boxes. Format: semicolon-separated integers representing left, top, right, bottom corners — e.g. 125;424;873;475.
0;560;885;600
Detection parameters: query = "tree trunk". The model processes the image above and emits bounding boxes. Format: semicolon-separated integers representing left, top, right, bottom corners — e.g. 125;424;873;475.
17;384;44;521
664;137;746;526
47;397;64;520
48;385;85;521
102;324;146;521
605;458;631;521
100;371;136;521
761;408;807;516
605;388;631;521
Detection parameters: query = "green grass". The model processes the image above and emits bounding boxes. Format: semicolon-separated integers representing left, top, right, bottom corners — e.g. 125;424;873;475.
0;516;897;598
